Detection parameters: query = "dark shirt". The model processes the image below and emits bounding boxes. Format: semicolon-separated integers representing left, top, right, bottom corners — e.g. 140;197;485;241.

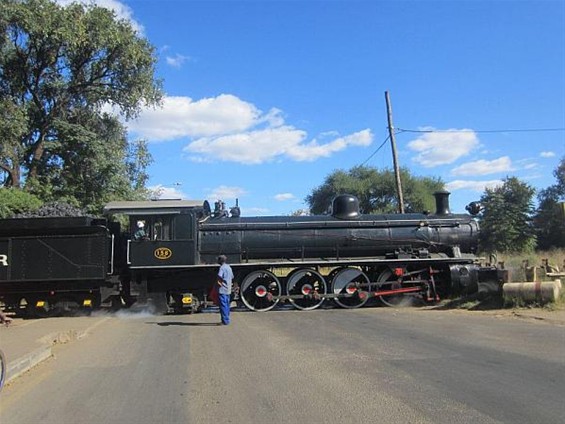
134;228;147;240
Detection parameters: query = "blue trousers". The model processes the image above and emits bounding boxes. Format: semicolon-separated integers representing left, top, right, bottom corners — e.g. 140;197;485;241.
219;293;230;325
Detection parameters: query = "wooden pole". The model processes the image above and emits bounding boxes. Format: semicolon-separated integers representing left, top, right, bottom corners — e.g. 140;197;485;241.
385;91;405;213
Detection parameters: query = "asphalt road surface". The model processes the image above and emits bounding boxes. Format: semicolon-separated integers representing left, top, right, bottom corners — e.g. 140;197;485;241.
1;306;564;424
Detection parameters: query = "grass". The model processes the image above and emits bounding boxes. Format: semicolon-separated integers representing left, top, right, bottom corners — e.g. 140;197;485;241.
501;293;565;311
496;248;565;283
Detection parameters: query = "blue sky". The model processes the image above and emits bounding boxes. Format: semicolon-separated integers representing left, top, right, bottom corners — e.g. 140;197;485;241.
63;0;564;215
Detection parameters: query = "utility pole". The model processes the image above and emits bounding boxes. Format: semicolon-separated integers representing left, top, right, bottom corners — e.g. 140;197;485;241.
385;91;405;213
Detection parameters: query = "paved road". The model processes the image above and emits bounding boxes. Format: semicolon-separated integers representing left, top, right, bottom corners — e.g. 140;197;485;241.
1;307;564;424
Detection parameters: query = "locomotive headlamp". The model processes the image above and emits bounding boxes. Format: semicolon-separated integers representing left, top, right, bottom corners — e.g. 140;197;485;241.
36;301;45;308
182;295;193;304
83;299;93;307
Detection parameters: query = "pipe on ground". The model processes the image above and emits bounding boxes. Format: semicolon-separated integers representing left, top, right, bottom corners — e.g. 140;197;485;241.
502;280;561;304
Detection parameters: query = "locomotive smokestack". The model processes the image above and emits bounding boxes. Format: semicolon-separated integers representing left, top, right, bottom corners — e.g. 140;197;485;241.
434;190;451;215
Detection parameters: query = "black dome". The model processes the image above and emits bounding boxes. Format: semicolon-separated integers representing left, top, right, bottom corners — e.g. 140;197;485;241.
331;195;360;220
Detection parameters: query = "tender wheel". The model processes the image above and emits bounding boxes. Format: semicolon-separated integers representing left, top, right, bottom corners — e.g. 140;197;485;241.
52;297;81;316
27;298;52;318
286;268;327;311
188;296;201;314
331;268;370;309
240;270;281;311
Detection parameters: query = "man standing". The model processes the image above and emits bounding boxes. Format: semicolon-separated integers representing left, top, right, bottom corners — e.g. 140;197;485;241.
217;255;234;325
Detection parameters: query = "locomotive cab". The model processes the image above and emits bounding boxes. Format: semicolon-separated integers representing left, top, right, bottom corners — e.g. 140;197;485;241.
103;200;211;269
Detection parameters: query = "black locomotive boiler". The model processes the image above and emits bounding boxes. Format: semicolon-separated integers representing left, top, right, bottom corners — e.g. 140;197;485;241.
0;191;506;316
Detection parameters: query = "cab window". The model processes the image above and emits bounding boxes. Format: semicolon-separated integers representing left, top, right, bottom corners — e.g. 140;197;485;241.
130;216;173;240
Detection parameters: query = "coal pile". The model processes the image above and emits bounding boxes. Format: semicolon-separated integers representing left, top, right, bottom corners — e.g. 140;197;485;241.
12;202;89;218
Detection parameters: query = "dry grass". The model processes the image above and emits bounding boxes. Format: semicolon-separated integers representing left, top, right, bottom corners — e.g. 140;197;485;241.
496;249;565;283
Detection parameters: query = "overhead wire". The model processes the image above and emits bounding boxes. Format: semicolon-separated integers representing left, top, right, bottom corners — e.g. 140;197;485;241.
358;126;564;168
359;134;390;167
396;127;565;134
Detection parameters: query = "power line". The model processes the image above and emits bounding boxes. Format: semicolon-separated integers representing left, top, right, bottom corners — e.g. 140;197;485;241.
359;135;390;167
359;126;564;167
396;127;565;134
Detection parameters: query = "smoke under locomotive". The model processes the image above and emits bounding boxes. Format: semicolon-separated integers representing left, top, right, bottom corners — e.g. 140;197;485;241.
0;191;506;316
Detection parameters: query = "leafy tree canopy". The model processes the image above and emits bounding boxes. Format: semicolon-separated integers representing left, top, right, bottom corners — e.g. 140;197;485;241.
306;166;445;214
478;176;537;254
535;156;565;249
0;188;42;218
26;111;153;214
0;0;162;211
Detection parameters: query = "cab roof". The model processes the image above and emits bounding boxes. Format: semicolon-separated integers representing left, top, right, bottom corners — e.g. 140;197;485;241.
103;200;210;216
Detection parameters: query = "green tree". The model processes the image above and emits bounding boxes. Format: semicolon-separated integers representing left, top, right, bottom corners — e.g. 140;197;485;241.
535;157;565;249
26;111;153;213
0;98;27;187
0;0;162;204
0;188;42;218
306;166;445;214
289;209;310;217
478;177;536;254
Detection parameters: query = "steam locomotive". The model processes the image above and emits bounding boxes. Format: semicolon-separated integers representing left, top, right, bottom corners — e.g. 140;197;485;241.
0;191;506;316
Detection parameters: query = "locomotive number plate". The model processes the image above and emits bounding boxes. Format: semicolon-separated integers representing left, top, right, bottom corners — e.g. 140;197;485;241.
154;247;173;260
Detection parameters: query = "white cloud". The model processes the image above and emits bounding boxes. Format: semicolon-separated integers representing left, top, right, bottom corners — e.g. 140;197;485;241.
262;108;286;127
56;0;144;34
166;54;191;68
274;193;296;201
407;129;480;167
129;93;373;164
540;151;556;158
515;158;539;171
186;126;306;164
149;185;187;200
242;207;270;216
285;130;373;162
446;179;503;192
207;185;247;201
319;130;340;138
128;95;262;140
185;128;372;164
451;156;513;176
